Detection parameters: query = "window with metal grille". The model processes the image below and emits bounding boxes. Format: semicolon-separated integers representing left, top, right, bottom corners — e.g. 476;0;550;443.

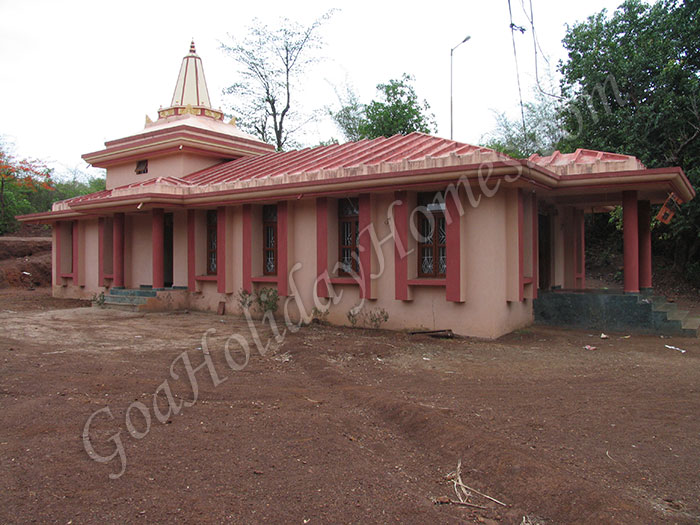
135;160;148;174
416;192;447;278
338;198;359;276
206;210;217;275
263;205;277;275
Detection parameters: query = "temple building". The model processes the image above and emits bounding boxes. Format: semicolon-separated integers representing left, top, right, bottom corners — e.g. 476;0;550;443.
19;42;697;338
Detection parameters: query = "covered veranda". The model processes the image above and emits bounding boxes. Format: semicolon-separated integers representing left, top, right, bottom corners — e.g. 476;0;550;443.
529;149;697;336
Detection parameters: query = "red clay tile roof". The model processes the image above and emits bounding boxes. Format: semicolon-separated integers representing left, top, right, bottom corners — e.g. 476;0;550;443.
56;133;506;207
182;132;502;186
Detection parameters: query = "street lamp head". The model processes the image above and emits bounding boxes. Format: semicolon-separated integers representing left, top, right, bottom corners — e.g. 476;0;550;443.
462;35;471;43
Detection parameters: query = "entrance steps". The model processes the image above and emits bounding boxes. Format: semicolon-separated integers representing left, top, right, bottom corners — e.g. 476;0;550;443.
534;290;700;338
102;286;186;311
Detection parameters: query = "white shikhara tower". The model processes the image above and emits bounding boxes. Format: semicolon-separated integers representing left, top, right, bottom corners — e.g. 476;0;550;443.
157;40;225;121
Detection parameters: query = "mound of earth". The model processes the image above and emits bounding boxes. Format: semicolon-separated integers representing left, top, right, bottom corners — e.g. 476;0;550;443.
0;237;52;288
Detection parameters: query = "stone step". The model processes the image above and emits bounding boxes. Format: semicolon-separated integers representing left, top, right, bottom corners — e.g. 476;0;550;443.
535;290;698;338
682;316;700;331
667;309;689;322
653;302;677;313
102;303;140;312
108;288;157;298
104;295;148;305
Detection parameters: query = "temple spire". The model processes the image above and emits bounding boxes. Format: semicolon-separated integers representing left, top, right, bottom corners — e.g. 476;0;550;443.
156;40;225;122
170;39;212;108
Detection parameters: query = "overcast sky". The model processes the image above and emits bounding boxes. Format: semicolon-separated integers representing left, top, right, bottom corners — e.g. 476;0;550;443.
0;0;627;179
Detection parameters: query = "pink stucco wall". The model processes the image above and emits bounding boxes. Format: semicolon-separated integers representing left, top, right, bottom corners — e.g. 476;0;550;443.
105;153;226;190
52;184;536;338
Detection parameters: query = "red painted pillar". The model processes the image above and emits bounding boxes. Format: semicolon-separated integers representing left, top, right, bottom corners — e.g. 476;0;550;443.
638;200;652;290
152;208;164;289
622;191;639;293
394;191;409;301
187;210;195;292
446;190;462;302
242;204;252;293
113;213;125;287
277;201;288;296
71;221;79;281
55;221;62;282
517;190;525;301
217;207;226;293
98;218;105;287
531;194;539;298
316;198;329;299
579;209;586;289
358;193;373;299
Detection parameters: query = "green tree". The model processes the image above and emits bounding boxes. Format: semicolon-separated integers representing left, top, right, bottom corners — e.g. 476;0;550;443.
558;0;700;275
332;74;437;141
330;84;365;142
482;86;564;158
221;11;335;151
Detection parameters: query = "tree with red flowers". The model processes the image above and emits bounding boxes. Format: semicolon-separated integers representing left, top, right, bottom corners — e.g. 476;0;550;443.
0;142;53;234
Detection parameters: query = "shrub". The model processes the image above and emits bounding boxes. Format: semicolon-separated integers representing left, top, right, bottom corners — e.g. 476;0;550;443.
346;307;360;327
311;306;329;324
236;288;254;311
366;307;389;329
255;287;279;314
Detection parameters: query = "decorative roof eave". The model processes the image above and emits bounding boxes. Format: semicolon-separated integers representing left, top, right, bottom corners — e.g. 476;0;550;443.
82;127;274;168
25;158;545;216
550;165;695;203
68;163;693;208
55;162;531;213
17;153;694;222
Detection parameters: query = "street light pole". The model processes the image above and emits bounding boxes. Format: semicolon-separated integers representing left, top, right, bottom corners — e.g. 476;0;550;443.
450;35;471;140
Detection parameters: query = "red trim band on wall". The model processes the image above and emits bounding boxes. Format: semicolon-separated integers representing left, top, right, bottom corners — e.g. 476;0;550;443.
445;191;462;302
98;217;105;287
187;210;196;291
242;204;252;293
393;191;409;301
277;201;288;296
638;200;652;289
217;207;226;293
55;221;62;284
358;193;373;299
531;193;539;299
622;190;639;293
517;189;524;302
152;208;164;289
316;197;329;299
113;213;125;287
71;221;79;282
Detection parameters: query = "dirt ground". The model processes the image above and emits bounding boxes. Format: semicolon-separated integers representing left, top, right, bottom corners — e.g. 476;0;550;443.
1;288;699;524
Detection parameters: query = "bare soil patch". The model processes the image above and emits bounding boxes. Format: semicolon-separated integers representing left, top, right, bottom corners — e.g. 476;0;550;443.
1;289;699;524
0;237;52;288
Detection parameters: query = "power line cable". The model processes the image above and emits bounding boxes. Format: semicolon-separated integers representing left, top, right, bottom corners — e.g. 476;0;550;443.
525;0;565;99
507;0;528;136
